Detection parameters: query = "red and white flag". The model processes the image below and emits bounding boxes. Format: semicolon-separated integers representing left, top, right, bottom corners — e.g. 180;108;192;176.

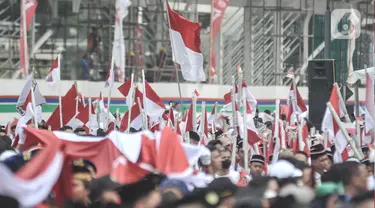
322;84;349;160
198;107;209;145
45;84;78;130
19;0;38;77
46;55;61;86
118;78;135;106
0;127;63;207
167;2;205;82
287;83;307;124
241;81;257;116
119;104;142;132
223;85;238;111
104;57;115;88
144;81;166;117
238;101;261;146
209;0;229;78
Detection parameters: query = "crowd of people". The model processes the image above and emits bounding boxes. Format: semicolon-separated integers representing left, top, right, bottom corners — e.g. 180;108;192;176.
0;106;373;208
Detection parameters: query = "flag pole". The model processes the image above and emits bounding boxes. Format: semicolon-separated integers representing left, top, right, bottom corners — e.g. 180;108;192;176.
230;76;238;169
334;83;350;122
22;0;29;77
243;95;249;173
88;97;92;133
116;108;120;128
58;54;63;128
198;101;206;145
30;69;38;129
327;102;364;160
142;69;148;129
106;57;115;130
127;73;134;133
209;0;214;83
192;94;197;132
165;1;183;105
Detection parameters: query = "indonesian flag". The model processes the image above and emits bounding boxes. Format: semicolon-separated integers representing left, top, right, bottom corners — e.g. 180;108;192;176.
45;84;78;130
167;2;205;82
208;104;217;130
16;74;46;116
118;78;135;106
119;104;142;132
0;127;63;207
223;85;238;111
241;81;257;116
287;83;307;124
76;103;95;124
19;0;38;77
104;57;115;88
198;107;209;145
365;71;375;143
322;84;349;160
238;101;261;146
46;55;61;86
143;81;166;117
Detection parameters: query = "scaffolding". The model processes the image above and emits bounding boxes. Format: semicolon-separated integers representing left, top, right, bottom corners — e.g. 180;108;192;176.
0;0;373;86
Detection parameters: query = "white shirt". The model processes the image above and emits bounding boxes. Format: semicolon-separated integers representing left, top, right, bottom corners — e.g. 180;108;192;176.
215;170;240;184
314;172;321;185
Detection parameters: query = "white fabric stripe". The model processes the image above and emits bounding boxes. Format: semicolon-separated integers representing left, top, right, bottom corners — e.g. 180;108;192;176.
53;130;152;164
0;151;63;207
170;29;205;82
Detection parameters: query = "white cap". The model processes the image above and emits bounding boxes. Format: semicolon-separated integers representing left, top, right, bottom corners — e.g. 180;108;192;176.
0;150;17;161
268;160;303;179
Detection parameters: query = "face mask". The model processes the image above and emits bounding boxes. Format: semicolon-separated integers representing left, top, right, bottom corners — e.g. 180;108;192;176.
222;159;231;169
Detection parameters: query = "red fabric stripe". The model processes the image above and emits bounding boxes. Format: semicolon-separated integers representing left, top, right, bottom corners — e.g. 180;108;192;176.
167;2;202;53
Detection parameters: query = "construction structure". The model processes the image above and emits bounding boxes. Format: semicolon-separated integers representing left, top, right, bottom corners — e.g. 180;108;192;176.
0;0;373;86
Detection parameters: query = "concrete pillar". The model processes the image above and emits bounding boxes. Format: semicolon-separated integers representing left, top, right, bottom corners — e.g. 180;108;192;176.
243;4;252;84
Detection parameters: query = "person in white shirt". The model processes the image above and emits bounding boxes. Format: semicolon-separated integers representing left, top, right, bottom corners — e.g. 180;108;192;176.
310;143;329;185
215;147;240;184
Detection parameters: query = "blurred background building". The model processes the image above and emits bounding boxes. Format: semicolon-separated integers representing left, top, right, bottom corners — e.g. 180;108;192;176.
0;0;373;86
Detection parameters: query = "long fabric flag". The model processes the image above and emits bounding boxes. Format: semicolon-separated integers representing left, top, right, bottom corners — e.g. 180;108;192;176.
20;0;38;77
287;83;307;124
46;54;61;86
166;1;205;82
209;0;230;78
322;84;349;161
112;0;131;81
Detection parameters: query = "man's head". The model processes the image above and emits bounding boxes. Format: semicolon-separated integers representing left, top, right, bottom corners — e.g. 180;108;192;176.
71;159;96;205
74;128;87;135
208;146;222;173
207;139;223;150
221;147;232;170
294;151;308;164
60;126;73;133
189;131;200;146
341;161;368;197
175;103;181;111
250;155;265;177
310;144;329;174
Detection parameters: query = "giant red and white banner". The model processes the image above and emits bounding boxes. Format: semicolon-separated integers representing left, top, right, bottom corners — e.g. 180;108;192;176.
20;0;38;77
209;0;229;78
